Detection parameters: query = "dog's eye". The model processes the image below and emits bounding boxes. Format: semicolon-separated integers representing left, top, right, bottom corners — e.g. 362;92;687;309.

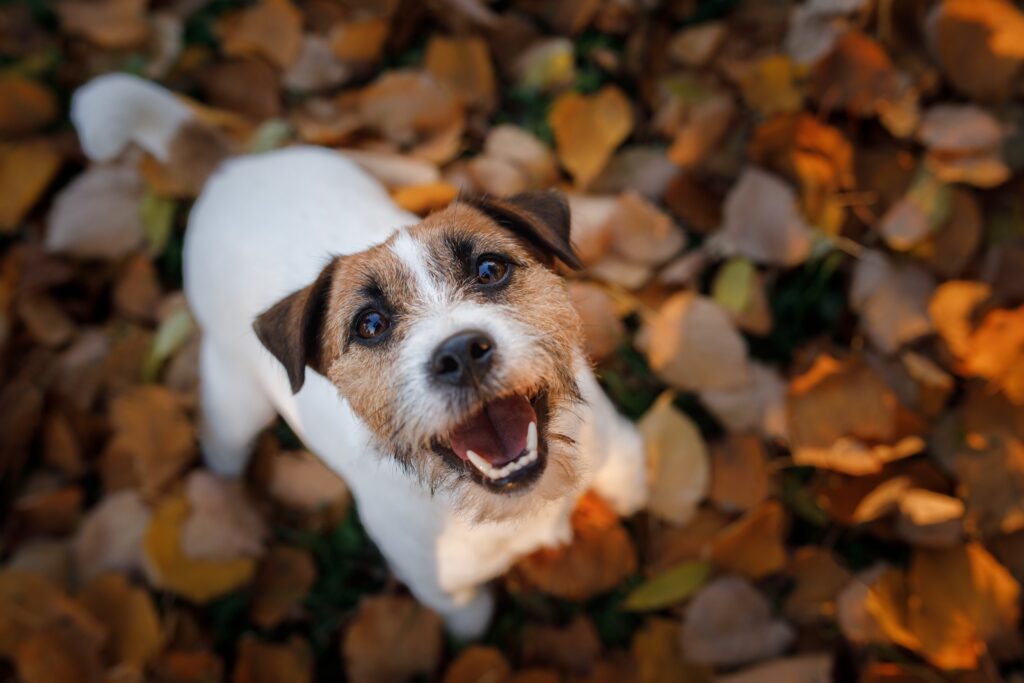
356;310;390;339
476;256;509;286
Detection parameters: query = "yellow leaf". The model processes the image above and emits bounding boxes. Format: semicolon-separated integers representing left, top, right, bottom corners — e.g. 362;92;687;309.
740;55;804;116
78;574;163;669
425;36;496;112
0;139;62;231
548;86;633;187
142;495;256;604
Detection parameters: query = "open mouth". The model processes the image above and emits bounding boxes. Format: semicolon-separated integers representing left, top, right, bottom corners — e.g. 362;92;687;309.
434;392;549;493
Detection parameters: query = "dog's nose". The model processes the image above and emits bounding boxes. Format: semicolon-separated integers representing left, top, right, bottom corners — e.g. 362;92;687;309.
431;330;495;386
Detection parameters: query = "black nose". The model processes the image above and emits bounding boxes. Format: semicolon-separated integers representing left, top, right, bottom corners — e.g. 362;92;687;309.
431;330;495;386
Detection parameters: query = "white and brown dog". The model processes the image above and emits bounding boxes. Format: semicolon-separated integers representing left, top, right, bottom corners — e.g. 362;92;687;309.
73;75;647;637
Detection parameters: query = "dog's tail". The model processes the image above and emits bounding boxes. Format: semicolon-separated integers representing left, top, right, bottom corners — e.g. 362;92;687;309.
71;73;197;163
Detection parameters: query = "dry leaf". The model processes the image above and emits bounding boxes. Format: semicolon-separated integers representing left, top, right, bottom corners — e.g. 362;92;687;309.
632;618;708;683
665;89;736;170
152;650;224;683
443;646;511;683
483;125;558;189
784;547;851;622
866;543;1020;670
0;75;57;135
681;576;795;666
7;540;72;588
548;86;633;188
16;292;75;348
283;35;351;93
606;191;686;267
15;622;104;683
739;54;804;116
342;595;443;683
249;545;316;629
668;22;727;67
142;495;257;603
716;654;832;683
72;490;151;584
851;251;936;354
568;281;625;363
591;146;678;200
809;31;902;118
895;488;964;548
709;434;771;513
514;492;637;600
392;182;458;215
515;38;575;92
566;194;615;266
960;306;1024;403
0;139;62;230
700;362;788;440
234;635;312;683
749;113;854;196
58;0;147;48
638;292;750;393
14;484;83;536
114;254;161;322
199;58;281;121
928;280;992;360
919;104;1010;188
106;386;196;499
955;438;1024;537
710;167;815;267
341;149;440;189
521;615;600;675
218;0;302;69
710;501;788;578
259;447;350;518
358;70;463;154
638;394;710;526
78;574;163;669
330;17;389;64
180;471;267;562
46;164;145;259
425;35;496;112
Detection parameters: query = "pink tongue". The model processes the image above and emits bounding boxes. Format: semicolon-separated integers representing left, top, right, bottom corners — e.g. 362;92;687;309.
450;395;537;467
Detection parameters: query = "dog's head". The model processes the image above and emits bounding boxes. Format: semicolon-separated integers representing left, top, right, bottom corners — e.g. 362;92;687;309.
253;190;586;521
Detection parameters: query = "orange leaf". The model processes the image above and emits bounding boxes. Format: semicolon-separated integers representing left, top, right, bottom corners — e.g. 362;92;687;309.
425;36;496;112
218;0;303;69
234;635;312;683
0;76;57;135
78;573;163;669
710;501;788;578
391;182;458;216
0;139;62;231
548;86;633;187
57;0;148;48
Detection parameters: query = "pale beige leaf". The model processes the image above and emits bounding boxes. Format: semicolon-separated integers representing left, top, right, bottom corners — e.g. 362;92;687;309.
639;395;709;526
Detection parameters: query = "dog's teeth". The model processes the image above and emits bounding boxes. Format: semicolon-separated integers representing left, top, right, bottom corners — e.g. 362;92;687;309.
467;450;497;479
468;434;541;481
527;421;538;453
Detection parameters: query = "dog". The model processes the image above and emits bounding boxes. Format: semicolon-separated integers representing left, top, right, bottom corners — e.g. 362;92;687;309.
72;74;648;637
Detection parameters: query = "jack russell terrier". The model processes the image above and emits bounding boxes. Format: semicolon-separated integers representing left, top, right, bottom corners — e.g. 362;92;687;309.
72;74;648;638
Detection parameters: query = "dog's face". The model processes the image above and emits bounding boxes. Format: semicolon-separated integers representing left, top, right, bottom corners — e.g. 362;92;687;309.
254;191;586;521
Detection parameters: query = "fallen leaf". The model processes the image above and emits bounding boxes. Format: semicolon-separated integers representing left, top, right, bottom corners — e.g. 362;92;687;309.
114;254;161;322
482;125;558;189
913;188;982;278
877;168;952;251
57;0;148;48
0;570;86;658
622;561;711;612
199;58;282;121
700;362;788;440
783;547;851;622
342;594;443;683
234;635;312;683
960;306;1024;403
632;618;709;683
568;281;625;363
606;191;686;267
46;164;146;259
710;167;815;267
15;622;105;683
7;540;71;587
637;292;751;393
0;75;57;135
72;490;151;585
739;54;804;116
866;543;1020;670
0;139;62;230
180;470;267;562
78;573;163;669
249;545;317;629
15;292;76;348
895;488;964;548
749;113;854;196
14;484;82;536
664;86;736;170
341;149;440;189
425;35;496;112
257;447;351;523
142;494;257;603
549;86;634;188
330;17;390;64
680;575;795;666
152;650;224;683
709;434;771;513
668;22;727;67
515;492;637;600
218;0;302;68
106;386;196;499
443;646;511;683
709;501;788;579
638;394;710;526
850;250;936;354
955;438;1024;537
392;182;458;216
809;31;902;118
928;280;992;360
521;615;600;675
715;654;832;683
358;70;463;156
591;146;679;199
283;34;351;93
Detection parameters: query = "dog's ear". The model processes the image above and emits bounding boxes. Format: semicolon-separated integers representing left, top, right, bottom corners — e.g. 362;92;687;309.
253;260;336;394
463;190;582;270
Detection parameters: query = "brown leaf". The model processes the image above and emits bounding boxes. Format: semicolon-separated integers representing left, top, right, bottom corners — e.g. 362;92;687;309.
548;86;633;188
14;484;83;536
330;17;390;64
342;594;443;683
710;167;814;267
249;545;317;629
784;547;851;622
749;113;854;195
955;437;1024;537
568;281;625;364
78;573;163;669
283;35;351;93
850;250;936;354
15;622;104;683
358;70;463;155
234;635;312;683
72;490;151;584
866;543;1020;670
199;58;282;121
709;434;771;513
142;494;257;603
257;446;350;523
16;292;76;348
180;470;267;562
681;575;795;666
42;410;83;478
57;0;148;48
46;164;145;259
639;395;709;526
606;192;686;267
631;618;709;683
664;89;736;170
637;292;751;393
0;139;62;231
515;492;637;600
566;194;615;266
895;488;965;548
809;31;902;118
715;654;832;683
114;254;161;323
425;35;496;112
152;650;224;683
106;386;196;499
218;0;302;69
442;646;511;683
482;125;558;189
521;615;601;675
0;75;57;135
709;501;788;578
